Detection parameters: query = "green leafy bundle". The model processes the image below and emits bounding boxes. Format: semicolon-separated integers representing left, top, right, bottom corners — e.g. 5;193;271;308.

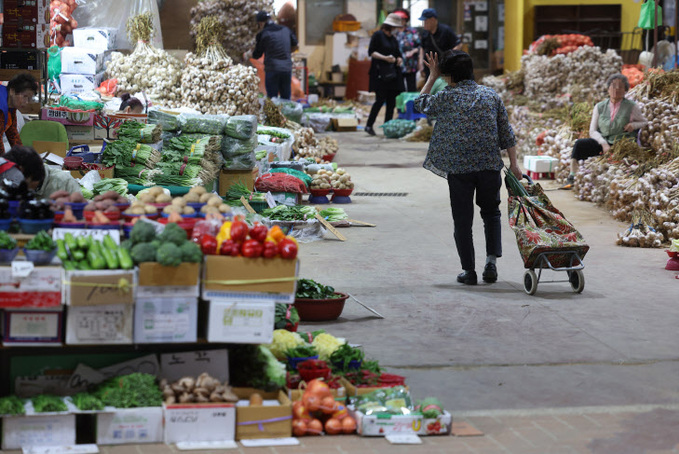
117;121;161;143
101;139;161;169
152;162;208;187
25;231;56;251
114;166;161;186
72;393;105;411
93;178;129;197
95;373;162;408
295;278;341;299
0;395;25;415
261;205;316;221
0;231;18;250
32;395;67;413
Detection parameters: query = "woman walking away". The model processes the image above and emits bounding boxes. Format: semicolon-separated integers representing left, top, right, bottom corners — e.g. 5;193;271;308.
414;51;522;285
365;13;405;136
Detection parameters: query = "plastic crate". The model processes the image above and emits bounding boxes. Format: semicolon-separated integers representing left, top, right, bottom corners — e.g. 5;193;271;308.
333;20;361;32
397;100;427;121
67;144;101;163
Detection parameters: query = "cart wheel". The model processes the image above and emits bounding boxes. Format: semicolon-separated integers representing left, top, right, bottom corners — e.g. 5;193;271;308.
524;270;538;295
568;270;585;293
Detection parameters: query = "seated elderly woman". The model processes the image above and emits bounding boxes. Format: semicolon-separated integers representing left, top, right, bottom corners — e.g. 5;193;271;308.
561;74;648;189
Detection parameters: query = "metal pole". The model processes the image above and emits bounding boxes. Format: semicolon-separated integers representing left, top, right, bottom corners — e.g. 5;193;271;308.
652;0;659;67
675;0;678;68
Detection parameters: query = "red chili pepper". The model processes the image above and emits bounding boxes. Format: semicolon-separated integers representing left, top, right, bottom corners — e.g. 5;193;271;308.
249;222;268;243
230;216;249;243
262;240;278;258
199;234;218;255
241;239;263;258
278;238;298;259
219;239;240;256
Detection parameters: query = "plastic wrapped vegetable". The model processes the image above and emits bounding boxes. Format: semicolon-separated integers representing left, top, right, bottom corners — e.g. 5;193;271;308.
312;332;345;361
221;135;256;157
266;329;306;360
224;115;258;140
179;113;228;135
380;119;417;139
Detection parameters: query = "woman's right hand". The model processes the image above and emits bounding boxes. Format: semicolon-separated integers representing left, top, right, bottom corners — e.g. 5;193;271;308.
385;55;396;64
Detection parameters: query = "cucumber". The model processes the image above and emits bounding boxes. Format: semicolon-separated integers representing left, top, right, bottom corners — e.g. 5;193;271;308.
117;248;134;270
103;234;118;251
77;260;92;271
62;260;77;271
77;235;89;250
87;249;106;270
56;240;69;262
72;249;85;262
64;233;77;252
101;247;119;269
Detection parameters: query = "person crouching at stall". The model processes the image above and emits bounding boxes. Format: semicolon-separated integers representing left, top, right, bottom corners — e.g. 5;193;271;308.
3;145;81;197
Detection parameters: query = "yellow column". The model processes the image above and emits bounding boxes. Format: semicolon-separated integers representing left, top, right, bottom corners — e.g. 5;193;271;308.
504;0;524;72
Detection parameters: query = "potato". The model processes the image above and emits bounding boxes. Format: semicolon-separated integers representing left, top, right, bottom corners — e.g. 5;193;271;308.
148;186;165;197
201;205;210;213
203;206;220;215
93;194;104;202
84;202;97;211
183;206;196;215
104;206;119;213
99;199;114;208
131;200;145;209
144;205;158;214
155;193;172;203
183;192;200;203
218;204;231;213
116;197;129;204
101;191;120;200
138;193;155;204
128;207;145;215
171;197;187;207
189;186;207;196
163;205;181;214
50;190;70;200
199;192;213;203
206;196;222;207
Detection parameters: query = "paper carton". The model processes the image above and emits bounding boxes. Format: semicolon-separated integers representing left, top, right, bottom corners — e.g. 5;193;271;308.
96;407;163;444
60;47;110;75
1;23;50;48
163;403;236;444
331;117;358;132
203;256;298;302
32;140;69;158
41;107;95;126
3;0;50;23
218;168;256;196
72;27;117;51
59;72;105;96
349;408;452;436
133;297;197;344
65;303;134;345
137;262;200;287
233;388;292;440
206;299;275;344
0;49;40;69
2;309;63;345
63;270;136;306
0;266;62;309
1;414;76;450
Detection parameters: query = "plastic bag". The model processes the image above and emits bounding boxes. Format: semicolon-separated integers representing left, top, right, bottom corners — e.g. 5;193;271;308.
221;135;256;157
302;113;332;133
149;109;179;132
222;151;256;170
380;119;417;139
179;113;227;135
638;0;662;29
224;115;258;140
47;46;61;82
273;98;303;123
72;0;163;50
262;219;325;243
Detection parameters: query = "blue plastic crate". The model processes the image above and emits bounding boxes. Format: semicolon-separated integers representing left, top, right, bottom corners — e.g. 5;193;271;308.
67;144;101;163
397;100;426;121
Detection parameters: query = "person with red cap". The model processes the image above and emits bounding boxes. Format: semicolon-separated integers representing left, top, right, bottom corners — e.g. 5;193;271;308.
393;8;421;92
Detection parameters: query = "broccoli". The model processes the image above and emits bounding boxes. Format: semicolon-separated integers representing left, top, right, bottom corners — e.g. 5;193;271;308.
179;241;202;263
150;239;161;249
156;243;182;267
158;222;188;246
129;221;156;245
120;239;133;251
130;242;157;264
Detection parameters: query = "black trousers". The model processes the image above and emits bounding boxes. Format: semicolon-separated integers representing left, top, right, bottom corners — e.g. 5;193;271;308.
403;72;417;93
366;88;399;128
447;170;503;271
572;138;603;161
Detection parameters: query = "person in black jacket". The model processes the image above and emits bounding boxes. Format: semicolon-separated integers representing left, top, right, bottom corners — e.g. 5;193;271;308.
418;8;462;80
365;13;405;136
245;11;299;99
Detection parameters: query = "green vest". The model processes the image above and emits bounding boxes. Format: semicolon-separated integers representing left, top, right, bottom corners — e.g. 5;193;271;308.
596;98;636;144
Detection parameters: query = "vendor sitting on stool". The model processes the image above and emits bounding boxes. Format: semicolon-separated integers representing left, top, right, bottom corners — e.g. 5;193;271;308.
561;74;647;189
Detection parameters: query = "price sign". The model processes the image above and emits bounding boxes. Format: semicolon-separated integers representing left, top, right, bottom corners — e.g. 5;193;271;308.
53;228;120;244
11;260;34;278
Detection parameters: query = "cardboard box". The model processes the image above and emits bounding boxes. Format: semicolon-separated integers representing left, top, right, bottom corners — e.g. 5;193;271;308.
0;48;40;69
523;155;559;173
233;388;292;440
1;22;50;48
65;303;134;345
59;72;105;96
63;270;136;306
96;407;163;444
206;299;275;344
218;168;256;197
163;403;236;444
331;117;358;132
340;377;408;397
138;262;200;288
1;414;76;450
2;2;50;25
60;47;110;75
133;297;198;344
2;309;63;346
0;266;62;309
203;256;298;301
32;140;69;159
41;107;95;126
65;125;95;142
349;408;452;436
72;27;117;51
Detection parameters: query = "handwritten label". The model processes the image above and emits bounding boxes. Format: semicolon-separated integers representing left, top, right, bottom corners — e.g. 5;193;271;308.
53;228;120;244
98;354;160;379
160;349;229;383
67;364;106;392
264;191;276;208
314;214;346;241
11;260;34;278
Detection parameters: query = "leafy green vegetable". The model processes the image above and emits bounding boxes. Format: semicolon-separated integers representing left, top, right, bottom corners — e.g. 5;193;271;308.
0;395;25;415
32;394;67;413
95;373;162;408
93;178;129;197
319;207;348;222
330;344;365;372
261;205;316;221
274;303;299;330
0;231;17;250
72;393;105;411
285;345;317;358
101;139;161;169
295;278;341;299
117;121;161;143
25;231;56;251
256;128;291;139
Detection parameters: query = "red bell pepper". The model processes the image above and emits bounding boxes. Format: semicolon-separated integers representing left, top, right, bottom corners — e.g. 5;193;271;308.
249;223;268;243
262;240;279;258
241;239;263;258
230;217;249;243
219;239;240;256
278;238;298;259
199;234;218;255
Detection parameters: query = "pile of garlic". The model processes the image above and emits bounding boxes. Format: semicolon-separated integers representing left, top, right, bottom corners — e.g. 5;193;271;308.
310;168;354;190
178;53;259;115
106;48;182;103
190;0;273;62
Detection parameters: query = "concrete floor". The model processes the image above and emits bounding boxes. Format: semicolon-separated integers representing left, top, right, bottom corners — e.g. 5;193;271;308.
6;129;679;453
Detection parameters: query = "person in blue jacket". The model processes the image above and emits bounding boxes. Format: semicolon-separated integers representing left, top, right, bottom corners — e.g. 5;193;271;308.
245;11;299;99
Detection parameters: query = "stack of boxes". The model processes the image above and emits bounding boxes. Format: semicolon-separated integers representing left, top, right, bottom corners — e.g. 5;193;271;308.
1;0;50;49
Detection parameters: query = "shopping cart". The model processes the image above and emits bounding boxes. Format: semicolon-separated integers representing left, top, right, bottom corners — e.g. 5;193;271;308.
505;172;590;295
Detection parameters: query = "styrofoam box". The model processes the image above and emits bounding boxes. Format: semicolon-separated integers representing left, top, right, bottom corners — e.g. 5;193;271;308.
2;414;76;450
60;72;105;95
72;27;117;51
65;304;133;345
523;155;559;173
96;407;163;445
163;403;236;444
207;299;275;344
133;297;198;344
60;47;110;75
